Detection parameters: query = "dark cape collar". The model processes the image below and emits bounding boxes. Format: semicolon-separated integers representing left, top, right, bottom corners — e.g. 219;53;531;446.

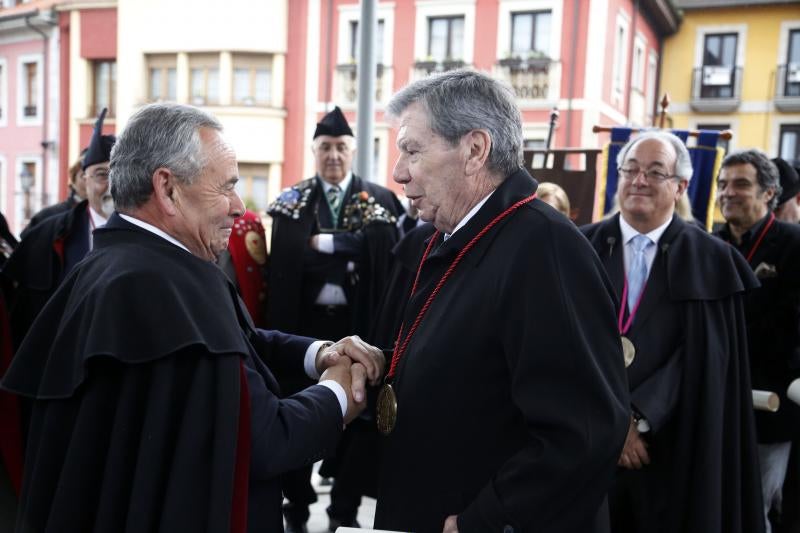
3;212;252;399
586;213;758;301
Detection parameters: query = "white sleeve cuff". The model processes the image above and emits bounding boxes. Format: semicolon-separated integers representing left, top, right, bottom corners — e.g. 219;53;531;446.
316;233;335;254
304;340;330;379
318;380;348;418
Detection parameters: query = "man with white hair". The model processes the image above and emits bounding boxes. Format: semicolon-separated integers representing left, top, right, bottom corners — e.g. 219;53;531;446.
268;106;402;532
582;131;764;533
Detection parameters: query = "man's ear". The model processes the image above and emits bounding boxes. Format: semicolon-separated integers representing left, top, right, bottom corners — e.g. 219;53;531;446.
151;168;178;216
464;129;492;175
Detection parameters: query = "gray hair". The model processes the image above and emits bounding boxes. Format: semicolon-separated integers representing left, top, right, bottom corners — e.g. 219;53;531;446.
616;130;694;181
110;103;223;210
386;69;523;177
721;149;783;210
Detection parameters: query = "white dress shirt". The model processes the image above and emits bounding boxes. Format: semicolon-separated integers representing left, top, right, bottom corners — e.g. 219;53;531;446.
619;215;671;281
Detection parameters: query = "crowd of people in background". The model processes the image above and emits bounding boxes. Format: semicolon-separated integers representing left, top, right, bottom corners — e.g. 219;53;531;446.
0;68;798;533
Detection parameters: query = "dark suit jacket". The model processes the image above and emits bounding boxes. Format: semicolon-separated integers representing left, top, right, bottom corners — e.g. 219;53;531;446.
2;214;343;533
715;216;800;442
582;214;764;533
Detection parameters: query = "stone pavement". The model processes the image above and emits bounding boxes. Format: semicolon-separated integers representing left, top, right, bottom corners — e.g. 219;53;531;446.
291;462;377;533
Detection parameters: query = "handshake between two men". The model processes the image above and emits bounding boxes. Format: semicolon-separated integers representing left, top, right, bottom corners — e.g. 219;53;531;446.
314;335;385;424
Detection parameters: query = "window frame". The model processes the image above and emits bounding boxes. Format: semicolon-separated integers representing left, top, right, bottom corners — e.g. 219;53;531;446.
188;53;220;106
427;15;465;62
146;54;178;103
16;54;43;125
779;124;800;167
509;10;551;59
700;32;738;98
231;53;272;107
92;59;116;118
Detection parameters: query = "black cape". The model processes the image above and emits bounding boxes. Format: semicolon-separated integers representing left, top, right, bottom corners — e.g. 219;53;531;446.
375;168;630;533
267;175;402;341
582;214;764;533
715;217;800;443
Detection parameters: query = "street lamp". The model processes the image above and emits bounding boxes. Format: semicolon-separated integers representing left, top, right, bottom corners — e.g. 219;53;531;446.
20;166;33;221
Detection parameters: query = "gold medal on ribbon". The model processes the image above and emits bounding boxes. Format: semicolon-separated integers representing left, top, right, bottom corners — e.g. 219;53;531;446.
621;336;636;368
376;383;398;435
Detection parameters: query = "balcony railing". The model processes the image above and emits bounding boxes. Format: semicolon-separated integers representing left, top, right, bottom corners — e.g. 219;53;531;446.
690;66;742;112
412;59;467;80
495;57;555;101
335;63;386;105
775;64;800;112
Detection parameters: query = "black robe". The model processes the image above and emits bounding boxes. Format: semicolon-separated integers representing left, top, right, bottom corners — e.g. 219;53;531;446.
582;214;764;533
715;216;800;443
1;214;343;533
374;168;630;533
267;175;402;342
2;199;90;351
20;194;80;239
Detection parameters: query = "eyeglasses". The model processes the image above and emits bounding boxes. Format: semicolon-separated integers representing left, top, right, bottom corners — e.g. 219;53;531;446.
87;170;110;183
618;167;678;183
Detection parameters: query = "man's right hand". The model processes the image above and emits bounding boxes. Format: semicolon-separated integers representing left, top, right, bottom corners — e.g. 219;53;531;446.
618;418;650;469
319;356;368;424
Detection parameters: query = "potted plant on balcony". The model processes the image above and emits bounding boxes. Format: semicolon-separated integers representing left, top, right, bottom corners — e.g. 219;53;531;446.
498;52;523;70
414;56;438;72
442;58;466;71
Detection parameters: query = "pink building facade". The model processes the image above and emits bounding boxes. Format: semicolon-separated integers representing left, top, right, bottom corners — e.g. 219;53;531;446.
284;0;679;194
0;1;60;235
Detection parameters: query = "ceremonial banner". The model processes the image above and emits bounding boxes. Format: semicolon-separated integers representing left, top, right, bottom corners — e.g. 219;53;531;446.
599;127;634;215
686;130;723;230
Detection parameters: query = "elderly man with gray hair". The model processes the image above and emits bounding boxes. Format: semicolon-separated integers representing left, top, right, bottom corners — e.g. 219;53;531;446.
1;103;388;533
582;132;763;533
373;68;630;532
714;149;800;533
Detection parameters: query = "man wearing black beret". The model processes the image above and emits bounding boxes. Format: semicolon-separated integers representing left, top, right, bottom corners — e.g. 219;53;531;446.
773;158;800;223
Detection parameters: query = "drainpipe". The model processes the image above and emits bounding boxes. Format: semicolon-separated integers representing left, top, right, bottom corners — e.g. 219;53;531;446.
324;0;333;108
25;11;57;206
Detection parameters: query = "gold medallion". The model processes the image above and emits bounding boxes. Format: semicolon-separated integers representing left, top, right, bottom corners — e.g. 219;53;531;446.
621;336;636;368
376;383;398;435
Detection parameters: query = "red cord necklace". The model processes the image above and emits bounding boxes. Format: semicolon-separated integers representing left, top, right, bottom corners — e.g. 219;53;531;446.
376;192;537;435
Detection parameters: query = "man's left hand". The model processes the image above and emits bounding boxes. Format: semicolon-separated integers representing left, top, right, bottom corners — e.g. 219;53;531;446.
316;335;385;396
443;515;459;533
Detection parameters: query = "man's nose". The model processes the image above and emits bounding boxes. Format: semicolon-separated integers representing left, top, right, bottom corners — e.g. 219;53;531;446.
392;157;409;184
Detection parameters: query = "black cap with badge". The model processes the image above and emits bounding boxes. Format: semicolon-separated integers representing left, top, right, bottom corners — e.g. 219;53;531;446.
313;106;354;139
772;157;800;206
82;108;116;170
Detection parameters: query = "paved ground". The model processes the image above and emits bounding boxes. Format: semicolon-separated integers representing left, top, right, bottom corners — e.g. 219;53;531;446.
290;462;377;533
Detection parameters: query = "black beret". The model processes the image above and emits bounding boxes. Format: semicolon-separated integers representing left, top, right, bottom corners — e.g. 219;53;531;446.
313;106;353;139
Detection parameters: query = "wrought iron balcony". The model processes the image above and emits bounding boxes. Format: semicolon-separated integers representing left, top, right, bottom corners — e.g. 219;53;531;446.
495;56;555;101
335;63;386;105
412;59;467;80
690;66;742;112
775;64;800;112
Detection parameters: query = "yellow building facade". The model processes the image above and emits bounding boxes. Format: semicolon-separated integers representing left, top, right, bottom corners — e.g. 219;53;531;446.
662;1;800;165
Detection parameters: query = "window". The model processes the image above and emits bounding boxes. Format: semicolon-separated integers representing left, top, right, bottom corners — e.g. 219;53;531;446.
23;61;37;117
147;54;177;102
428;16;464;62
349;19;385;63
646;52;658;123
780;124;800;167
0;62;4;121
92;60;116;117
701;33;737;98
632;39;645;92
232;54;272;106
612;18;628;98
236;163;271;212
784;30;800;97
189;54;219;106
510;11;551;58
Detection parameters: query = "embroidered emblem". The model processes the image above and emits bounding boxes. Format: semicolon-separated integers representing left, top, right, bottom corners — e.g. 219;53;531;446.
342;190;397;230
268;179;315;220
